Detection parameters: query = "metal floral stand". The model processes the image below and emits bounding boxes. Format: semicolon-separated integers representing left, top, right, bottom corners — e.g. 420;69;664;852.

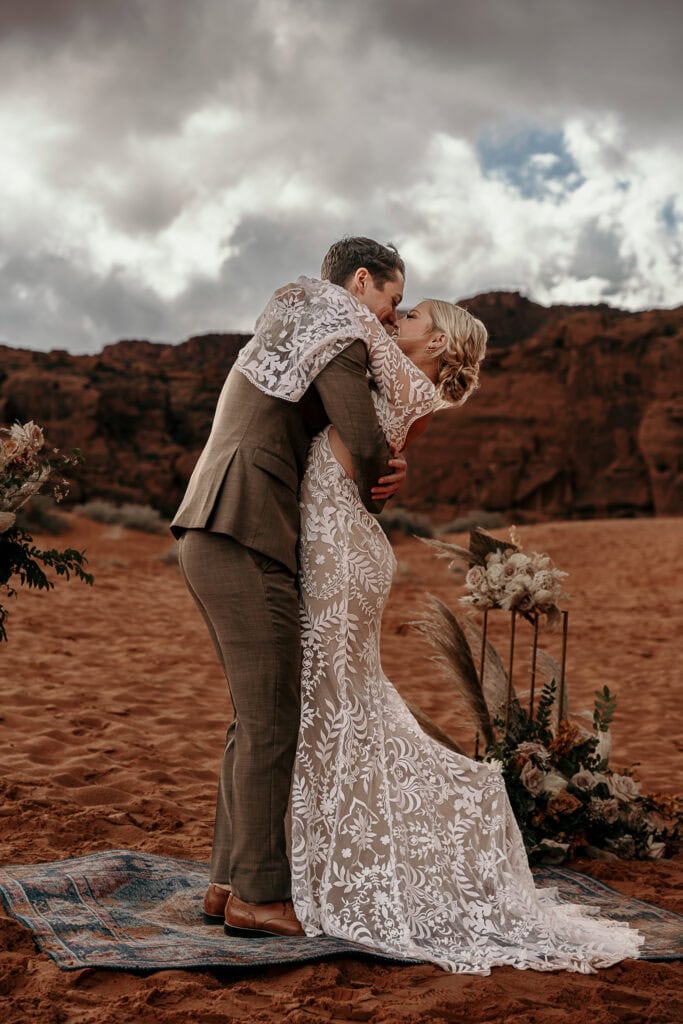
474;608;569;757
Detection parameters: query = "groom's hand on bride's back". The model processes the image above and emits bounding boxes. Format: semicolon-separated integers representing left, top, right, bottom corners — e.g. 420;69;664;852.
371;446;407;501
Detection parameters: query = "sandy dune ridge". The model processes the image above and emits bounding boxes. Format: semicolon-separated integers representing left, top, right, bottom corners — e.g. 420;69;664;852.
0;515;681;1022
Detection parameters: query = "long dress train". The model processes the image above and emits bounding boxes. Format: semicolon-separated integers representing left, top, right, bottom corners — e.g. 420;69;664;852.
290;337;642;975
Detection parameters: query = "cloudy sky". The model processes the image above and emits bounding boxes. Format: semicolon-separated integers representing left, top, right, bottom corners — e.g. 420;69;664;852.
1;0;681;353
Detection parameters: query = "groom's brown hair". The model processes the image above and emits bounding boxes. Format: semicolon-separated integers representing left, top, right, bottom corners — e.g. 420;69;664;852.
321;236;405;288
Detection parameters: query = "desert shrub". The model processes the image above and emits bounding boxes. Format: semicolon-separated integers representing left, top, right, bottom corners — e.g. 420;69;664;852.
378;506;434;538
71;499;120;524
73;499;167;534
158;542;180;566
437;509;504;535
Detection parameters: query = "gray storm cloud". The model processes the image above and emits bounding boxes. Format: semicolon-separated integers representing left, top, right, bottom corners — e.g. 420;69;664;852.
0;0;680;352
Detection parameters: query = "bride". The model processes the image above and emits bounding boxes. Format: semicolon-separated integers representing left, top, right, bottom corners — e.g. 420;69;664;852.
289;287;643;974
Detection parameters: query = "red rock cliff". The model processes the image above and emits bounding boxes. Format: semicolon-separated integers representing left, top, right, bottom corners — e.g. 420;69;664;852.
0;294;680;521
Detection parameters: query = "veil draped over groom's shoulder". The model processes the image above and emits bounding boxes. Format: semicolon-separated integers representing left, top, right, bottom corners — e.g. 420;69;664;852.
235;276;387;402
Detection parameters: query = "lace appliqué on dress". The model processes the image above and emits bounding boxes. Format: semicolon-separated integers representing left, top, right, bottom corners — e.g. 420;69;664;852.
290;329;643;974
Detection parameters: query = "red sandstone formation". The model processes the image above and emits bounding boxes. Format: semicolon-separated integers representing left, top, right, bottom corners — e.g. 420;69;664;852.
0;294;680;520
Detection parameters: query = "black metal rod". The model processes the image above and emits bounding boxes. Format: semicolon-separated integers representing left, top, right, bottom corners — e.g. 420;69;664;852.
558;610;569;726
505;610;516;731
529;612;540;718
475;609;488;756
479;608;488;690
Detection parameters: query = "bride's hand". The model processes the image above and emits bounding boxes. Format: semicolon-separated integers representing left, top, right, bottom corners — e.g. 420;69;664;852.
371;444;407;501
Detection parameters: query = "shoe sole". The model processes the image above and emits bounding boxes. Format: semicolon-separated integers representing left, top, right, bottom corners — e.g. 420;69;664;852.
224;922;304;938
202;911;227;924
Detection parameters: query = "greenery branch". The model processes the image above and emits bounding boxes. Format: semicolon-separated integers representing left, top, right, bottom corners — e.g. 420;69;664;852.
0;421;94;641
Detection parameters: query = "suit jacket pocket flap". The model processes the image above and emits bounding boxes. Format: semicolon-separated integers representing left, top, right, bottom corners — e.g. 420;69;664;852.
252;447;299;492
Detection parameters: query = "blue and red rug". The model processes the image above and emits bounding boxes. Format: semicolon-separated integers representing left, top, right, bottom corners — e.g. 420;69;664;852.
0;849;681;971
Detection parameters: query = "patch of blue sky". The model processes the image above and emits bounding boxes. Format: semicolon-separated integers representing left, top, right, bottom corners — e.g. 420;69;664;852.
476;126;584;200
659;196;680;235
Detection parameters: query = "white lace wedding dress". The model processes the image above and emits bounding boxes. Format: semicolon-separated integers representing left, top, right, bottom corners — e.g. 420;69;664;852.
290;328;643;974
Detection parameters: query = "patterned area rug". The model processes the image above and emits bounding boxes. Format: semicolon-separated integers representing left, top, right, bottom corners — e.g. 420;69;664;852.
1;849;681;971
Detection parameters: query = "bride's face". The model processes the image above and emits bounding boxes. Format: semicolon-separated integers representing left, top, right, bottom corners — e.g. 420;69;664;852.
396;301;438;360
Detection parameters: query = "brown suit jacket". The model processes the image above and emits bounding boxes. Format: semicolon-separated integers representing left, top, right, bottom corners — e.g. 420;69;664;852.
171;340;390;574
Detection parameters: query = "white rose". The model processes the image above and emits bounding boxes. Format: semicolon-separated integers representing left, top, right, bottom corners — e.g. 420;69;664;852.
542;770;569;796
508;552;531;570
466;565;486;589
486;563;505;587
607;773;641;804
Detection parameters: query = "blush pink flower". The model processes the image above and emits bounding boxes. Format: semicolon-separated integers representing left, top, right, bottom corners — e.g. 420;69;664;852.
520;761;545;796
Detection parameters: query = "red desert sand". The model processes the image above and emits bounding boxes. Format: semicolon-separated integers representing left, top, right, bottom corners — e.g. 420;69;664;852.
1;514;681;1023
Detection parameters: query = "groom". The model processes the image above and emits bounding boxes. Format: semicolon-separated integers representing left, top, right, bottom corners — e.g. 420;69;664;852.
171;237;407;936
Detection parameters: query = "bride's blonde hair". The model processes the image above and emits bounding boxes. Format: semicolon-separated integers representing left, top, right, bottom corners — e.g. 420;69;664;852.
427;300;488;407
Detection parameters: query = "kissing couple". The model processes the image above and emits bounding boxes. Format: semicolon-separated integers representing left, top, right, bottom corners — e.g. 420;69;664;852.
171;237;642;974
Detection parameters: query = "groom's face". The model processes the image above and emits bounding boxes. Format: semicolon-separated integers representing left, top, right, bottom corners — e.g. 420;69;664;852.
353;269;404;330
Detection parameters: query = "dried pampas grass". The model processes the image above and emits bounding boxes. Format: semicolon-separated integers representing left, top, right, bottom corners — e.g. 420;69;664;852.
411;595;494;747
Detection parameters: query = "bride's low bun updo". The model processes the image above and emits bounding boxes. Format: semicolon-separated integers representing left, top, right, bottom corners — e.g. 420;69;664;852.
427;300;488;407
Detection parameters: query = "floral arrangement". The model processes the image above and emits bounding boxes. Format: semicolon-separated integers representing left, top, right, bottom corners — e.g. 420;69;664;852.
1;421;74;522
0;421;93;641
429;525;568;627
412;528;681;864
462;531;568;627
485;681;680;864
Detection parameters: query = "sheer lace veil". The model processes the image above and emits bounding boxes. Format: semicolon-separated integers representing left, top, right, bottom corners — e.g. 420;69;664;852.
235;276;387;401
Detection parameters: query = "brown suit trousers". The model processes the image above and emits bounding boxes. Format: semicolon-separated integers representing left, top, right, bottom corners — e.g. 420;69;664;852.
178;530;301;900
171;342;389;902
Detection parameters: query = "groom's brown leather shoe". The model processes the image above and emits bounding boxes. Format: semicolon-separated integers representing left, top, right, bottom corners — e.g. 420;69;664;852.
203;883;231;921
224;894;305;937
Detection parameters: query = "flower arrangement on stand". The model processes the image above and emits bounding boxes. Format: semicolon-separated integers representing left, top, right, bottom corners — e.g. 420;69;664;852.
0;421;93;642
412;527;681;864
459;524;566;625
485;679;679;863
